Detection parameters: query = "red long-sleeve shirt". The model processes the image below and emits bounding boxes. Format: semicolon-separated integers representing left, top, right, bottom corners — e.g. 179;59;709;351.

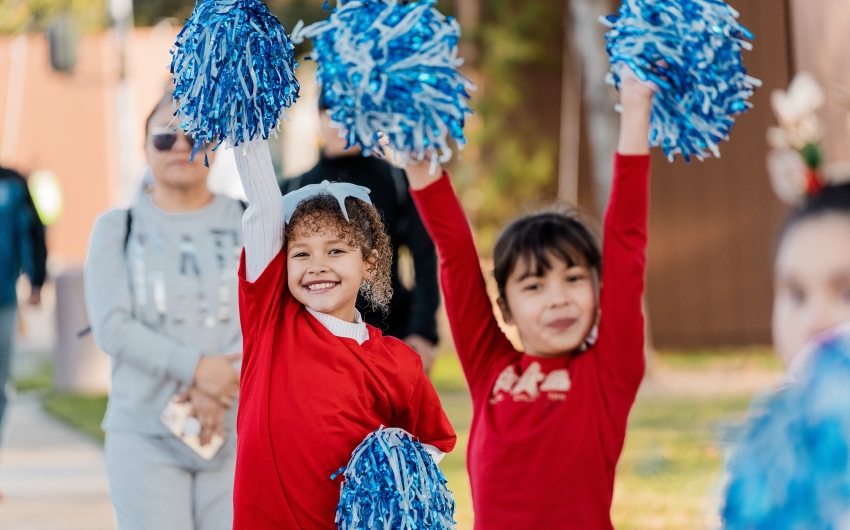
233;249;457;529
411;154;650;529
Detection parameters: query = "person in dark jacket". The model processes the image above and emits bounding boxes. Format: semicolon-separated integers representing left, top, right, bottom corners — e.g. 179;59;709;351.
0;167;47;449
282;96;441;372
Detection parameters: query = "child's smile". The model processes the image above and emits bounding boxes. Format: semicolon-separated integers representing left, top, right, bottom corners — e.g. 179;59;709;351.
303;280;340;293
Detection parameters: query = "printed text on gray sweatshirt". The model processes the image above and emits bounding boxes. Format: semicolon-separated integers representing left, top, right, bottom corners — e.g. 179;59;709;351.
84;194;244;434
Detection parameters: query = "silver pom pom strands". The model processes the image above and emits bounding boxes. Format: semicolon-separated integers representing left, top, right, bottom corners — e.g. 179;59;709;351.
602;0;761;162
170;0;300;163
332;427;456;530
292;0;475;167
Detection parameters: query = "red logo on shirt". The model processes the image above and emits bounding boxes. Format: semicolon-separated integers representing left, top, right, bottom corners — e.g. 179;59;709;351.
490;363;572;404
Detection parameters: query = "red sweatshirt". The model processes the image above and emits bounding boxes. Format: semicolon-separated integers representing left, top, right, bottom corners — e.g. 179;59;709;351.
411;154;650;529
233;249;457;529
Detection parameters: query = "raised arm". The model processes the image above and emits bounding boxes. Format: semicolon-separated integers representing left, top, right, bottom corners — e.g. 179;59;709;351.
595;76;653;399
408;166;516;393
233;139;283;283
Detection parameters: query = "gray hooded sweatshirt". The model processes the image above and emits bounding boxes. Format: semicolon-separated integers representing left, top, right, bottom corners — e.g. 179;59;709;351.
84;194;244;435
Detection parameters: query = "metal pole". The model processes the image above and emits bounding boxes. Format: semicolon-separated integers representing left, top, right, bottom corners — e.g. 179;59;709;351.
109;0;136;206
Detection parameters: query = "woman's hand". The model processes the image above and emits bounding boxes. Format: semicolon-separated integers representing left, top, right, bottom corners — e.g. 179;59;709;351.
617;69;655;156
193;353;241;407
182;387;227;446
404;334;438;374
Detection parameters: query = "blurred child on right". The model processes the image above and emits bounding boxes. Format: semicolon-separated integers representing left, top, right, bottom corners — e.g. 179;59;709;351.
722;183;850;528
771;184;850;371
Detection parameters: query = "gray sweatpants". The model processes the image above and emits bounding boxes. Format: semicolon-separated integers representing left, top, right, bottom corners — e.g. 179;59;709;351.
105;430;236;530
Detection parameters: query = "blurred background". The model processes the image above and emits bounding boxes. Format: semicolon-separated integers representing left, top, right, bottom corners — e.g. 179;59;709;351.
0;0;847;529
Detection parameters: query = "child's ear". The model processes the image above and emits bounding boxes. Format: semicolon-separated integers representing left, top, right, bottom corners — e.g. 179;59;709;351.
363;248;379;280
497;297;514;325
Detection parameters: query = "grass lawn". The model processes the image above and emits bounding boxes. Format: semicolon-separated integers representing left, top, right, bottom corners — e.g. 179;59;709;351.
42;393;108;443
29;349;783;529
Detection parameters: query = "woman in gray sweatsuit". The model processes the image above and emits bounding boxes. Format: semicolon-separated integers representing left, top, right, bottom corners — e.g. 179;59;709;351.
84;95;243;530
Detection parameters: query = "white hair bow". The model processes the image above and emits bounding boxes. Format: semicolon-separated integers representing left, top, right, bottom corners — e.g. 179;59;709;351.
282;180;372;224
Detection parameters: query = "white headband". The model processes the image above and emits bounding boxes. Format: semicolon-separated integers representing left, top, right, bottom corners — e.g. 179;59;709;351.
282;180;372;224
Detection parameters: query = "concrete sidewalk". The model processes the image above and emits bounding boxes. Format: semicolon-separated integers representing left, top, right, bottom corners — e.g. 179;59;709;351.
0;395;115;530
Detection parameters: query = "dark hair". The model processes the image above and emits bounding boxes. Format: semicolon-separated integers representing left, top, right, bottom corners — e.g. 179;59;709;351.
493;211;602;302
285;193;393;312
144;94;173;137
784;182;850;237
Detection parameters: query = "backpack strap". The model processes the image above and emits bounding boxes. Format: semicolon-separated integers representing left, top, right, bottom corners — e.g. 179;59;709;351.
124;209;133;253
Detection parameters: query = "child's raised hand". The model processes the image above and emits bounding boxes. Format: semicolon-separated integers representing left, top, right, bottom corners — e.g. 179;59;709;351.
405;156;444;190
374;131;444;190
620;70;657;108
617;66;654;156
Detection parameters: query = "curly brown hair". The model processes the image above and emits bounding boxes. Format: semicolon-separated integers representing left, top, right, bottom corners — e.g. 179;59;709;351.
284;193;393;313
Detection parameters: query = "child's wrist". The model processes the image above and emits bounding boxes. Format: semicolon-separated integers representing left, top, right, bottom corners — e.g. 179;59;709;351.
620;92;653;114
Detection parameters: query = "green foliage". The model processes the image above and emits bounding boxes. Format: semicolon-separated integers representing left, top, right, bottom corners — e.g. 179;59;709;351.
0;0;331;34
452;0;564;252
0;0;108;33
133;0;329;29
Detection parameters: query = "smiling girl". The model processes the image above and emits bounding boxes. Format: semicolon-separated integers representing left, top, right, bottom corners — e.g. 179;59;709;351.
230;141;456;529
404;75;654;529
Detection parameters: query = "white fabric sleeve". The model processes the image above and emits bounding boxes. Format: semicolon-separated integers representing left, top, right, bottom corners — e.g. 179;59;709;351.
233;139;284;283
422;443;446;465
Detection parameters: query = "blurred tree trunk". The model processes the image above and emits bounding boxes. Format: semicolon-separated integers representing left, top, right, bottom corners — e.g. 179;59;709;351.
566;0;620;217
563;0;657;372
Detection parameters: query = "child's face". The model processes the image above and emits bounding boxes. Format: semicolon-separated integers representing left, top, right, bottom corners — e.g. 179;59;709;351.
286;229;375;323
500;254;598;357
773;214;850;366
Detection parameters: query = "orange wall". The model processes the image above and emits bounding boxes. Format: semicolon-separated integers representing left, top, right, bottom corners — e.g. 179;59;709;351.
0;26;179;266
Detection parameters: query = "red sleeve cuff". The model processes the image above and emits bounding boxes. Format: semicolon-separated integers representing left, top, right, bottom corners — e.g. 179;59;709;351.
613;152;651;172
408;171;452;204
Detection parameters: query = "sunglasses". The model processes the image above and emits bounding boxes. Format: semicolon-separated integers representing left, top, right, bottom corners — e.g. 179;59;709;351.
149;127;196;152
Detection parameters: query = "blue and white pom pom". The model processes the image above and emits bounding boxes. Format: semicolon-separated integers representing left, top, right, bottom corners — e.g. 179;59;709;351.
723;325;850;528
332;427;455;529
601;0;761;162
170;0;300;162
292;0;474;166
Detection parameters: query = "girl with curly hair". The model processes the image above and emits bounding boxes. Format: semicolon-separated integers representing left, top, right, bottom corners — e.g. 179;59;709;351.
230;139;456;529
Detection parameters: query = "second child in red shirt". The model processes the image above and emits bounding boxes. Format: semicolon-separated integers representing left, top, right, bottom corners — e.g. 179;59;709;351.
231;141;456;529
405;75;656;528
